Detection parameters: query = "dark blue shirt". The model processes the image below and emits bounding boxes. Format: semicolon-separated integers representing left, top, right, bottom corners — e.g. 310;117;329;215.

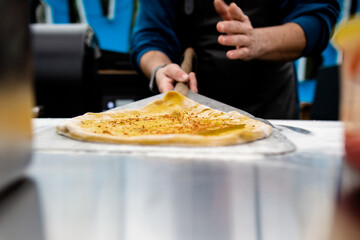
131;0;340;70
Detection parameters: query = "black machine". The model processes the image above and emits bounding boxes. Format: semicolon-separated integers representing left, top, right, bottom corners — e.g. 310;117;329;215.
31;23;152;117
31;23;101;117
29;0;152;118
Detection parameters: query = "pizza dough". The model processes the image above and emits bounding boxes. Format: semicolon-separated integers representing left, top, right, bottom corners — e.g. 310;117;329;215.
56;91;272;146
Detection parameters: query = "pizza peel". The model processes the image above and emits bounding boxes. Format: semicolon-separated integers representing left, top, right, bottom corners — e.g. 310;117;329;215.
174;48;273;123
137;47;296;154
173;47;195;96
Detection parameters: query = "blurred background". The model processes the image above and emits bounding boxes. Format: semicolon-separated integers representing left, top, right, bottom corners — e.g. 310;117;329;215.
27;0;360;119
29;0;151;118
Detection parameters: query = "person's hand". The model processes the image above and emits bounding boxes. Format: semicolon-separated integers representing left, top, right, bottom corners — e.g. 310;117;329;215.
155;63;198;93
214;0;263;60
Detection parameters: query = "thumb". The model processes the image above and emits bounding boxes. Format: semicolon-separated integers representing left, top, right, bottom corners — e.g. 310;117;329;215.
165;64;189;83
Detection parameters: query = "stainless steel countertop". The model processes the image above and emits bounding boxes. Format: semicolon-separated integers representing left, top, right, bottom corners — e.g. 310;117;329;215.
0;119;347;240
33;118;344;161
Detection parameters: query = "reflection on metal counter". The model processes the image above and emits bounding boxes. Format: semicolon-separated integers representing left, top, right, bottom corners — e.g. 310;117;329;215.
331;161;360;240
0;0;32;191
0;179;44;240
331;187;360;240
28;151;341;240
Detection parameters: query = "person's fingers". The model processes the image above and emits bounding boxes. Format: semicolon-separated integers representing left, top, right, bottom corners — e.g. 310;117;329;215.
157;76;175;93
163;64;189;83
229;2;250;23
218;34;250;47
188;72;198;93
214;0;231;20
226;47;251;60
216;21;251;34
156;63;193;93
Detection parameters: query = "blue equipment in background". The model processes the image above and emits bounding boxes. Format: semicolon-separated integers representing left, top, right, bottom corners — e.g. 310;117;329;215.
42;0;70;23
78;0;133;53
42;0;134;53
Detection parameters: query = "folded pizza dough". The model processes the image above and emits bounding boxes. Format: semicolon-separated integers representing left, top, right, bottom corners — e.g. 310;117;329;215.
57;91;272;146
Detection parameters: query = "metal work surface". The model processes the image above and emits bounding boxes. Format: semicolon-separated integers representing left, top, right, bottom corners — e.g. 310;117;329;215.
0;93;346;240
0;119;344;240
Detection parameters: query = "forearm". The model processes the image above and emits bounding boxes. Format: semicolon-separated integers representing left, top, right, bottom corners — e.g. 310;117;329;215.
215;1;308;62
282;0;340;56
139;51;173;79
256;22;306;61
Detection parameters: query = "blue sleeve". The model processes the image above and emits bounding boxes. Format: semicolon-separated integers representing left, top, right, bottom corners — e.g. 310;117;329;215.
130;0;181;72
281;0;341;56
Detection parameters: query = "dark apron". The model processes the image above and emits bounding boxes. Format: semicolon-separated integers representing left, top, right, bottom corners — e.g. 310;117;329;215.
175;0;298;119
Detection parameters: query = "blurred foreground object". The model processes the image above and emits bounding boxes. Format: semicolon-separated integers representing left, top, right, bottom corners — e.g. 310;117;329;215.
0;180;44;240
0;0;33;190
335;17;360;172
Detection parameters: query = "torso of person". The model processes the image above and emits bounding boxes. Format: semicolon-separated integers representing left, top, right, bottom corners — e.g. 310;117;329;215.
175;0;298;119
